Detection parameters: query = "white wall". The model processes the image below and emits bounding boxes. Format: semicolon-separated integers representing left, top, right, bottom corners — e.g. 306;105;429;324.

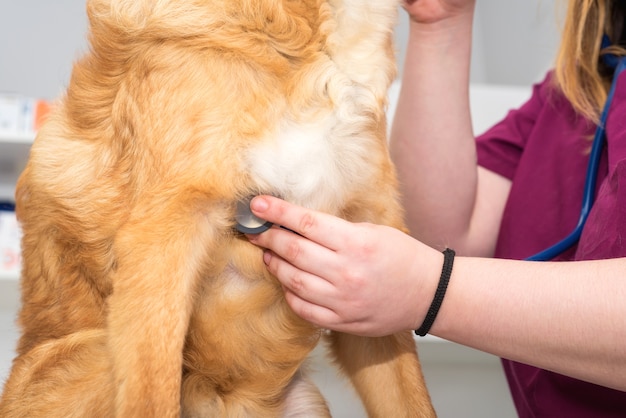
394;0;562;86
0;0;88;100
473;0;562;85
1;1;562;100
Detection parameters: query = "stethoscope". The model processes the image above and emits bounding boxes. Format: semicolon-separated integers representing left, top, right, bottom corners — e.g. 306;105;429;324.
526;39;626;261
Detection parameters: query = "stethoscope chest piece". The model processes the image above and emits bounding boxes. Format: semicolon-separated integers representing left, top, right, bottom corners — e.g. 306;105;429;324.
235;196;273;234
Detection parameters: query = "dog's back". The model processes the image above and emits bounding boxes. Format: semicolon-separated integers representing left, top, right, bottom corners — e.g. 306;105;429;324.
1;1;436;416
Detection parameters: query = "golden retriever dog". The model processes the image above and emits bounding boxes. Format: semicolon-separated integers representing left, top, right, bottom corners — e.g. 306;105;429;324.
0;0;436;416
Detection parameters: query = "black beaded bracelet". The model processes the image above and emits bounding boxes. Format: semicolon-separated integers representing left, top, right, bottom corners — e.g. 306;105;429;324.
415;248;455;337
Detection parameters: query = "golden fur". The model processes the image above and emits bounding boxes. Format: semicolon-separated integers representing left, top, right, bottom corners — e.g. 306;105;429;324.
0;0;435;416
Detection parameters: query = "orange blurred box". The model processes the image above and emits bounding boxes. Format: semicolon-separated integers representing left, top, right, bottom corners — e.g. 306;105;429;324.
0;94;50;137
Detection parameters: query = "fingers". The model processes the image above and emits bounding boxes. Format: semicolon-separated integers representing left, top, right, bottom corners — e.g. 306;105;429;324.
260;245;348;330
248;195;350;251
283;281;373;336
279;273;367;335
249;223;339;286
261;244;336;306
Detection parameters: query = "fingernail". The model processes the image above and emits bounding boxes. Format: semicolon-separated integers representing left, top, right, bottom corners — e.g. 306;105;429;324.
250;196;269;212
263;250;272;266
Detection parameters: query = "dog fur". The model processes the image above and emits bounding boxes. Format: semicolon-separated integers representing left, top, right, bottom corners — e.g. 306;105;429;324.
0;0;436;416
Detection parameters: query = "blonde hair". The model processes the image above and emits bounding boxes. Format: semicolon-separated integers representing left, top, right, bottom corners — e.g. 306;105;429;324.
554;0;626;123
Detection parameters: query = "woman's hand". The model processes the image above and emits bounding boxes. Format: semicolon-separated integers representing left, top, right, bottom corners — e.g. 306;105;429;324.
403;0;475;24
245;195;442;337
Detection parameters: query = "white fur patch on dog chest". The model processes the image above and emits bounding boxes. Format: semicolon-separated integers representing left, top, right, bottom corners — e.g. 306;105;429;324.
245;112;374;213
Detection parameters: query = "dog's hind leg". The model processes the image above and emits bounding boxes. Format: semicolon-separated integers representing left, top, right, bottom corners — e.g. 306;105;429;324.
0;329;115;418
327;331;436;418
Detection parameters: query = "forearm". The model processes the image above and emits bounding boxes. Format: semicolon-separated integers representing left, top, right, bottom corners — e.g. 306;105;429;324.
431;256;626;391
390;10;478;250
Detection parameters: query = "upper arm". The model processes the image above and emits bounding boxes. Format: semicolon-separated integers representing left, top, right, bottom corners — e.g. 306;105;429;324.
462;166;511;257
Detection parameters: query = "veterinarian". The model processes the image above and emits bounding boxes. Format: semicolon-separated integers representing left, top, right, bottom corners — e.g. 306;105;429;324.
246;0;626;416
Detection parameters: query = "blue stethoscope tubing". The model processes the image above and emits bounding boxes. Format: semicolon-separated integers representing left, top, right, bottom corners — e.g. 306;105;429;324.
526;53;626;261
